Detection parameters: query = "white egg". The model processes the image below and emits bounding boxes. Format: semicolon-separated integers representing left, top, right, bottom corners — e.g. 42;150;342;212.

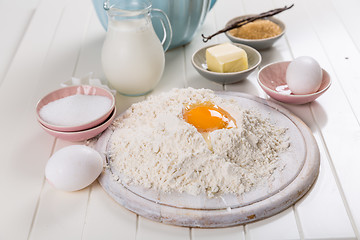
45;145;103;191
286;56;323;94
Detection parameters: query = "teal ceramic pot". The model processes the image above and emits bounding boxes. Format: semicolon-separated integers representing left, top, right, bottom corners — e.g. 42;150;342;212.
92;0;217;50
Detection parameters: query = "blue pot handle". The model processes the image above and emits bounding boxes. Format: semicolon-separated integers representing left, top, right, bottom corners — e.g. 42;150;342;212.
210;0;217;10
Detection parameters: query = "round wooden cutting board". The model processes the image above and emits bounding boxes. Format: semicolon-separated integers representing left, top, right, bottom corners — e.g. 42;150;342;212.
94;92;320;228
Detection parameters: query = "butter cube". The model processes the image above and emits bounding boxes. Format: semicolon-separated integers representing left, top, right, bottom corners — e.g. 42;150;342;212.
206;43;248;73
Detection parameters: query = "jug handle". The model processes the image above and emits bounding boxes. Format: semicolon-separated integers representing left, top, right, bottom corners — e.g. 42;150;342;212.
151;9;173;52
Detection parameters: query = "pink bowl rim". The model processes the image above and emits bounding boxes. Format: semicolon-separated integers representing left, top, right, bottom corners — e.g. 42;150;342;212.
257;61;332;98
36;85;115;132
40;107;116;135
39;108;116;142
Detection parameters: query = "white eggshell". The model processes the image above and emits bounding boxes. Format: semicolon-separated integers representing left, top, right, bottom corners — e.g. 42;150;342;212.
286;56;323;94
45;145;103;191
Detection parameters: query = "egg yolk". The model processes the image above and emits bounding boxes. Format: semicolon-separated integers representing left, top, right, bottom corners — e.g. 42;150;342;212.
183;102;236;132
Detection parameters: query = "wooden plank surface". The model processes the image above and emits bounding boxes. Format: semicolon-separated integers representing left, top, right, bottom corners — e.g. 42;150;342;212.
245;208;300;240
192;227;245;240
1;0;360;239
297;1;360;236
0;0;68;239
82;182;137;240
0;0;40;85
274;0;360;238
137;217;190;240
23;0;94;238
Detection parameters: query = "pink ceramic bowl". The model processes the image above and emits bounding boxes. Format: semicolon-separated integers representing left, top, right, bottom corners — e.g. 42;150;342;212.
39;107;116;142
257;61;331;104
36;85;115;132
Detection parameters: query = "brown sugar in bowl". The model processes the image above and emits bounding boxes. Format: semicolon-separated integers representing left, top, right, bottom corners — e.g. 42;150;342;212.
225;15;286;50
229;19;282;40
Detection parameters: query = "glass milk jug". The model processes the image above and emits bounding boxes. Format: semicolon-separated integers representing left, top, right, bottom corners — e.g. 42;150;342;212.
101;0;172;96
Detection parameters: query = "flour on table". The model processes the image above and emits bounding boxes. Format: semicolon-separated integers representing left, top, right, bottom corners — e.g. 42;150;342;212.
108;88;289;197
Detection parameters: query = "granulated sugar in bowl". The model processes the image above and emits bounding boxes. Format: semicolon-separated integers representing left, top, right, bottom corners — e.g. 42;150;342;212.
40;95;112;126
36;85;115;132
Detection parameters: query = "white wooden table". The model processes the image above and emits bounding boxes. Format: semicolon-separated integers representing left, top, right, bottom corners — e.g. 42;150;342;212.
1;0;360;239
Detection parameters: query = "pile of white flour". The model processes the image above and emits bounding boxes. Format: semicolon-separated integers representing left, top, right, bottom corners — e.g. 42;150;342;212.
108;88;289;197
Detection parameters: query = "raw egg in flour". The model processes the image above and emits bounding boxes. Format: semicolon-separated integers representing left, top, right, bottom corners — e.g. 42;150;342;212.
183;102;236;132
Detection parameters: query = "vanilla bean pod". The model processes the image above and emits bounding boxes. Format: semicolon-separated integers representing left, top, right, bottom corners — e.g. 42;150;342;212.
202;4;294;42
